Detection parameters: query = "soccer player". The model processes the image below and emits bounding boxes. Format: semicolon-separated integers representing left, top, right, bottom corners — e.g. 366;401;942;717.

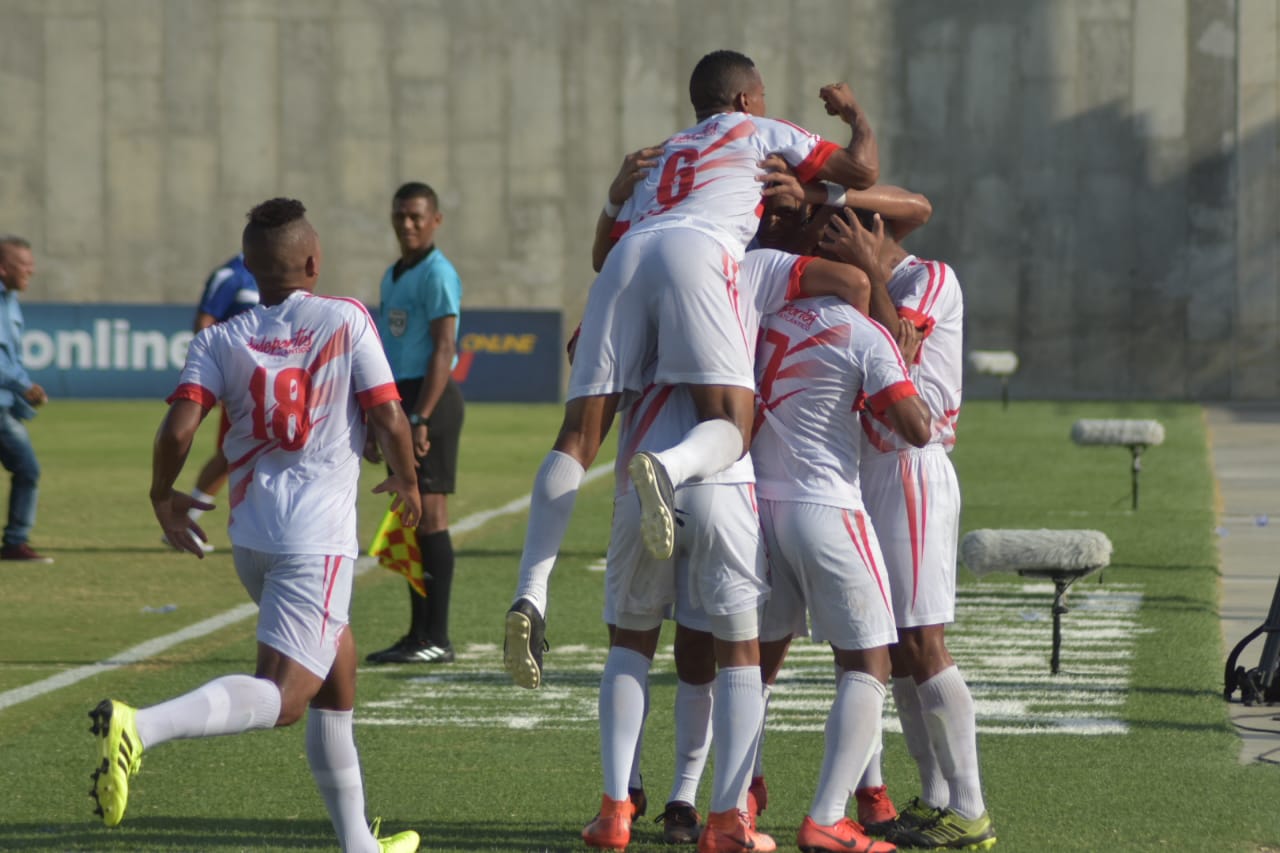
506;48;879;689
166;253;261;554
582;244;872;853
88;198;422;853
823;209;998;850
365;181;465;665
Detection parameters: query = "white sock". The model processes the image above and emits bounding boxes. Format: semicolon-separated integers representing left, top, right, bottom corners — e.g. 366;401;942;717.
710;666;764;813
134;674;281;748
669;679;713;805
918;666;985;818
651;419;743;488
599;647;651;802
752;682;772;777
307;709;378;853
188;487;215;522
857;735;885;790
810;671;885;826
630;678;650;790
513;451;585;617
893;676;948;807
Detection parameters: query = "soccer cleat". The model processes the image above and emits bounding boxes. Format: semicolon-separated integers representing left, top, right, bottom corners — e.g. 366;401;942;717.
878;797;944;840
888;809;996;850
374;641;454;664
88;699;143;827
655;800;702;844
1;542;54;563
697;809;776;853
365;635;415;663
504;597;548;689
855;786;899;836
797;816;897;853
629;784;648;818
371;816;421;853
582;793;633;851
629;451;677;560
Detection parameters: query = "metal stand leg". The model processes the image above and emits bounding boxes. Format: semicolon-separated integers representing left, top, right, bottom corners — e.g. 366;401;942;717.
1001;377;1010;410
1130;444;1144;510
1051;577;1071;675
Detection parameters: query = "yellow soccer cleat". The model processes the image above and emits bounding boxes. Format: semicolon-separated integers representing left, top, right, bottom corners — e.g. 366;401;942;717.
372;816;421;853
88;699;143;827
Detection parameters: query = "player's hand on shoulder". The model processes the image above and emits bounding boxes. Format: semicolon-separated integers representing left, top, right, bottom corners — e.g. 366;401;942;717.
609;145;664;209
896;317;922;364
757;155;808;206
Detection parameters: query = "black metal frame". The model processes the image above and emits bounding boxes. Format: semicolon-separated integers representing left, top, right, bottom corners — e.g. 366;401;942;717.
1224;572;1280;706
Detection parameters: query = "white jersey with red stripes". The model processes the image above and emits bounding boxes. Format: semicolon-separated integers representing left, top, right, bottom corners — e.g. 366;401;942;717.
614;112;839;258
752;297;918;511
170;290;399;557
612;248;814;496
861;255;963;453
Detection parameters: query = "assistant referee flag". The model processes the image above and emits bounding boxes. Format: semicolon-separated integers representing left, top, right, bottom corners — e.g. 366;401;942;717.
369;507;427;597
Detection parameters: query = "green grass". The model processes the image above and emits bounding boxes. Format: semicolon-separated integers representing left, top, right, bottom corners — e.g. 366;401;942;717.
0;400;1277;851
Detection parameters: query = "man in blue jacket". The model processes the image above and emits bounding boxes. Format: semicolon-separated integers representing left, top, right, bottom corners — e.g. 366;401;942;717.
0;235;52;563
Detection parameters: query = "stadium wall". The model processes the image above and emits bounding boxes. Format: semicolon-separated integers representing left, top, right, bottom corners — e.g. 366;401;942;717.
0;0;1275;400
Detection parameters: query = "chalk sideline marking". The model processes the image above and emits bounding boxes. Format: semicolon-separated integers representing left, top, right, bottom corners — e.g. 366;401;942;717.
0;460;614;713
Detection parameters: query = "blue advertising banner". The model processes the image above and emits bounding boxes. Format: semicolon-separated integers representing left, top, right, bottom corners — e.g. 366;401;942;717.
19;303;562;403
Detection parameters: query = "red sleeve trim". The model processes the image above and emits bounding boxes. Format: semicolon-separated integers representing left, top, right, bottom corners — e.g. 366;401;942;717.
786;255;816;301
357;382;401;410
897;306;936;339
609;219;631;241
792;140;840;184
567;323;581;360
865;380;919;415
167;382;216;411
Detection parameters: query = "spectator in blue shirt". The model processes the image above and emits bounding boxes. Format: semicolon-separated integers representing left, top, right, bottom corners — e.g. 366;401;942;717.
0;235;52;563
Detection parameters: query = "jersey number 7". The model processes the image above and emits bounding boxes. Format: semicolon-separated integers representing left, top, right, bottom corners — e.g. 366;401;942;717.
250;366;313;451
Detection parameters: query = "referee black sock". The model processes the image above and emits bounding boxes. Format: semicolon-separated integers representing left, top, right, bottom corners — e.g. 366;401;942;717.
421;530;455;648
408;581;430;644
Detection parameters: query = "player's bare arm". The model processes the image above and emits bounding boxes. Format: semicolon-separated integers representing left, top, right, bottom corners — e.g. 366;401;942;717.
795;258;871;315
591;145;664;272
882;392;932;448
759;158;931;240
411;314;457;458
150;398;216;558
814;83;879;189
366;400;423;528
819;209;898;327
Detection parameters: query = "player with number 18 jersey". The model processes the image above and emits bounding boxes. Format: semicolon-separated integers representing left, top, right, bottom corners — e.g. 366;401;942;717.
170;291;400;558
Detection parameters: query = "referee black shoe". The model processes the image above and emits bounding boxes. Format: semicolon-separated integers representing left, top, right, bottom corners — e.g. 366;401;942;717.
504;597;548;689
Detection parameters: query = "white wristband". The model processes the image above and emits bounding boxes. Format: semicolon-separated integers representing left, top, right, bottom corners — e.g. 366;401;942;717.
823;182;848;207
603;198;621;218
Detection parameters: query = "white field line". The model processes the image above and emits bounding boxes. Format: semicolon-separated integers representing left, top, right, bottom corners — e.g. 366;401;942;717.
0;460;615;714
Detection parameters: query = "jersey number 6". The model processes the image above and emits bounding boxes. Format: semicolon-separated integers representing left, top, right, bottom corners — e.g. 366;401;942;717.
656;148;698;206
250;366;313;451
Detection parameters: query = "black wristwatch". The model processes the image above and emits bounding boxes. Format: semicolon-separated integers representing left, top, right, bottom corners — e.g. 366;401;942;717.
408;413;426;427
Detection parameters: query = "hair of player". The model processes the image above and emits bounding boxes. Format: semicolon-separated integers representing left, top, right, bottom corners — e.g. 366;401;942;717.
245;198;307;230
393;182;439;209
689;50;757;115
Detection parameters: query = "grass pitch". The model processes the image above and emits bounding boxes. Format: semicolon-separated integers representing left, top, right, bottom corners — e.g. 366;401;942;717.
0;400;1276;851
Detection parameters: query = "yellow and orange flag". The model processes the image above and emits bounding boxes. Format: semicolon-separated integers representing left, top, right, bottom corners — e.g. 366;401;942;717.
369;507;427;597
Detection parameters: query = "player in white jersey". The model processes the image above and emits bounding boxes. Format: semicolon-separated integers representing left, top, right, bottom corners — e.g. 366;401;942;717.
505;50;882;691
820;207;996;850
582;242;872;853
87;199;422;853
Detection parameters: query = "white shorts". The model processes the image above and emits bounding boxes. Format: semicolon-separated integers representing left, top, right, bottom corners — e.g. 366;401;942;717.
567;227;754;401
234;547;353;678
860;444;960;628
604;482;767;630
758;500;897;650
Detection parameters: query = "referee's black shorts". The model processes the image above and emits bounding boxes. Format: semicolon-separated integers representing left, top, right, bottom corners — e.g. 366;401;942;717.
394;377;464;495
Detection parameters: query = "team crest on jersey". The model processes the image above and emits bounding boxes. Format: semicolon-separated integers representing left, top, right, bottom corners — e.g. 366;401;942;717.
388;309;408;337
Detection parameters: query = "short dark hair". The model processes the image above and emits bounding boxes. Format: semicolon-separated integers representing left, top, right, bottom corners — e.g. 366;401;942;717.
0;234;31;253
689;50;756;115
393;182;439;209
245;198;307;230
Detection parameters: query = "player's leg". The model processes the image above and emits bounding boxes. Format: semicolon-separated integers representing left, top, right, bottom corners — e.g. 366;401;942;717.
661;621;715;843
506;392;620;687
0;407;42;558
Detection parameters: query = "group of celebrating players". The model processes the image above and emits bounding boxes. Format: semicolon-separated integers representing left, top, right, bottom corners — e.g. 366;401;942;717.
502;50;995;853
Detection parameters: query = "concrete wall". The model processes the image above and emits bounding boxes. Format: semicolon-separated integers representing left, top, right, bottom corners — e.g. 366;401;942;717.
0;0;1275;399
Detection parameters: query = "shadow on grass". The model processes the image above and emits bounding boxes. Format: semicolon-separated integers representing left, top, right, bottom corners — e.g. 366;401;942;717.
456;548;605;560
